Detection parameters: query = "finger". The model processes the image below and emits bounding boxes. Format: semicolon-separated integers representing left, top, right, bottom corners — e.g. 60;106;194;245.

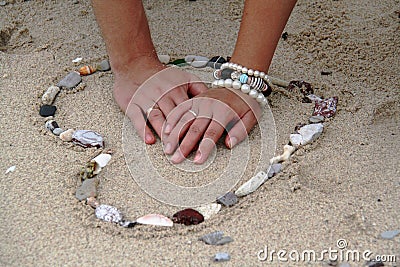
225;110;257;149
164;111;197;155
163;100;193;135
155;97;175;118
194;120;225;164
187;80;208;97
126;104;156;144
170;118;210;164
147;107;166;139
170;86;190;106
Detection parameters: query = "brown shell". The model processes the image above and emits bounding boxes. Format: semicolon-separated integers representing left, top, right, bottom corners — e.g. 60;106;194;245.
78;65;96;76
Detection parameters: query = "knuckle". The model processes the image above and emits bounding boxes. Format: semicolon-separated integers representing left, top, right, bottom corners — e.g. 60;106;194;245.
189;125;202;135
205;128;219;139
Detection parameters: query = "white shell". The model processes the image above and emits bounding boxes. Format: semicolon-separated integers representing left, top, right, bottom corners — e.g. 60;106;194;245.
194;203;222;220
91;153;112;175
41;85;60;105
5;165;16;174
158;54;170;64
59;129;75;142
136;214;173;227
235;171;268;197
72;57;83;63
270;145;296;164
95;204;123;223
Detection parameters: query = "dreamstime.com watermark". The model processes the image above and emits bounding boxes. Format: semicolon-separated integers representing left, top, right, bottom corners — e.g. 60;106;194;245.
257;239;397;263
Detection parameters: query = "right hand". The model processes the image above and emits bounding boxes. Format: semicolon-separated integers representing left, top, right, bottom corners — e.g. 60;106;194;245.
112;56;208;144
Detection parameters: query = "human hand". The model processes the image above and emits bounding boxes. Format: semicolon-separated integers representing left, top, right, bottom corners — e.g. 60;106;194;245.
162;88;262;164
113;56;208;144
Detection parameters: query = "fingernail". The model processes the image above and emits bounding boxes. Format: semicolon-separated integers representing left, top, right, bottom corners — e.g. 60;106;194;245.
194;151;201;162
165;124;171;134
229;137;237;148
145;133;153;143
164;143;172;154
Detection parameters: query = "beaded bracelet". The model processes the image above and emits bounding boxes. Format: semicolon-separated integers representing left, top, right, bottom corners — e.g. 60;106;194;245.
211;62;272;107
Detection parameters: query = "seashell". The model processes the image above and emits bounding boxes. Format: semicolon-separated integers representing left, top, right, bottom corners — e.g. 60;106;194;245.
95;204;123;223
194;203;221;220
59;129;75;142
309;115;324;123
289;133;302;147
136;214;173;227
86;197;100;209
216;192;238;207
41;85;60;105
78;65;96;76
313;96;338;118
172;208;204;225
72;130;104;148
270;145;296;164
91;153;112;175
5;165;16;174
80;161;96;180
235;171;268;197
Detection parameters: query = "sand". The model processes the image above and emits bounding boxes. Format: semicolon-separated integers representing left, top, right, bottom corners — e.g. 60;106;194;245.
1;0;399;266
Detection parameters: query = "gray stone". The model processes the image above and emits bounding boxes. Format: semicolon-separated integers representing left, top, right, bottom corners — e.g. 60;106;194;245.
289;134;303;146
184;55;209;68
45;120;59;132
97;59;110;71
380;229;400;239
52;128;64;136
57;71;82;89
298;123;323;145
75;178;99;201
338;263;351;267
200;231;233;246
213;252;230;262
309;115;325;123
0;1;7;6
216;192;238;207
267;163;282;178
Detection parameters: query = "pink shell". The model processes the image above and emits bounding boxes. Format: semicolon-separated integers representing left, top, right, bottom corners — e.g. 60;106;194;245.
136;214;173;227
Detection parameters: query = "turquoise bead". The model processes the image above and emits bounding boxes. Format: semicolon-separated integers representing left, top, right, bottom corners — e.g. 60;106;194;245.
239;74;248;84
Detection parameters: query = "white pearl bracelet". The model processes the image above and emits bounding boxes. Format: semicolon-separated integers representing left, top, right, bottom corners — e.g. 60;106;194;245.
211;78;268;107
220;62;272;86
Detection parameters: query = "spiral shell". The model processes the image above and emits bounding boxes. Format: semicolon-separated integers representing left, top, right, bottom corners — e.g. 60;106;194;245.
78;65;96;76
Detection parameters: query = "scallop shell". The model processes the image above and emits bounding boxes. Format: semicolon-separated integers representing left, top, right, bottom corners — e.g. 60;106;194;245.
136;214;173;227
91;153;112;175
95;204;123;223
194;203;221;220
78;65;96;76
235;171;268;197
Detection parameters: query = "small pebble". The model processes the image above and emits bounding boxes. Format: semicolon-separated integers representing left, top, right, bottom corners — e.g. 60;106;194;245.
184;55;209;68
321;70;332;75
5;165;16;174
365;260;384;267
119;220;136;228
213;252;230;262
96;59;111;71
95;204;123;223
380;229;400;239
313;96;338;118
45;120;59;132
57;71;82;89
52;128;64;136
85;196;100;208
281;31;288;40
267;163;282;178
59;129;75;142
309;115;325;123
41;85;60;105
289;133;303;146
298;123;324;145
72;130;104;148
158;54;170;64
39;105;57;117
216;192;238;207
75;178;99;201
72;57;83;63
0;1;6;6
194;203;221;220
172;208;204;225
200;231;233;246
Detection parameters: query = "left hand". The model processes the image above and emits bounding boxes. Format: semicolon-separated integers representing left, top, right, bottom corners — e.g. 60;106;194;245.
162;87;262;164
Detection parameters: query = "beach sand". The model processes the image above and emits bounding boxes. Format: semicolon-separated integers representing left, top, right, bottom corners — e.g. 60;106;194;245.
0;0;399;266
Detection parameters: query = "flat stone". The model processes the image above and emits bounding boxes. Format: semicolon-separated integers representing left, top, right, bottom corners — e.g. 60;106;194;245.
57;71;82;89
267;163;282;178
309;115;325;123
298;123;323;145
184;55;209;68
97;59;111;71
75;178;99;201
39;105;57;117
380;229;400;239
194;203;221;220
158;54;170;64
200;231;234;246
52;128;64;136
289;133;303;146
235;171;268;197
41;85;60;105
216;192;238;207
213;252;230;262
